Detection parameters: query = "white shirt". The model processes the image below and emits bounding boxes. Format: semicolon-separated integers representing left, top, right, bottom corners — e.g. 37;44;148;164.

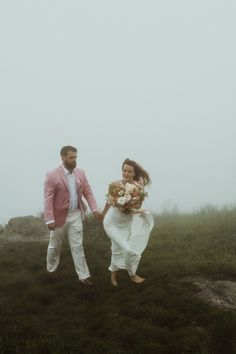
62;165;78;211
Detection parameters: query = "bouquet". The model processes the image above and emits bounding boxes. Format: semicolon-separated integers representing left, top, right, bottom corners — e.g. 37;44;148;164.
106;180;148;214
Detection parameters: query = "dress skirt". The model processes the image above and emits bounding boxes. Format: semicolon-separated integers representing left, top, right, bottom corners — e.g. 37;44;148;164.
103;207;154;276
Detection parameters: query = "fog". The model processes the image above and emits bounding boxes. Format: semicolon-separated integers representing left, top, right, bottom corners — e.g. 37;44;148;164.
0;1;235;224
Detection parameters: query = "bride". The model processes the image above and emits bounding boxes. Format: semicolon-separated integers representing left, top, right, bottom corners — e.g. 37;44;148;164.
102;158;154;286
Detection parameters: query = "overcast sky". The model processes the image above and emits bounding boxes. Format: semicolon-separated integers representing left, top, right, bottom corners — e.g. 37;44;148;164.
0;1;235;224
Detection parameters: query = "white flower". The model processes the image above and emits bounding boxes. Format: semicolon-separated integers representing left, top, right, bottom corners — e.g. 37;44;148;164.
118;190;125;196
125;183;136;192
117;196;127;205
124;192;131;202
132;196;139;201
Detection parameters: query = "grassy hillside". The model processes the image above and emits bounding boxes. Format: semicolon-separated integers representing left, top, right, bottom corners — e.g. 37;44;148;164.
1;206;236;354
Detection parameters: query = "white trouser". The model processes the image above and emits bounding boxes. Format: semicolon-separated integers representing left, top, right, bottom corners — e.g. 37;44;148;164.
46;209;90;280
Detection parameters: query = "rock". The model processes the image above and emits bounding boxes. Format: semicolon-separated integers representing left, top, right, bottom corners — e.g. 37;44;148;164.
0;224;4;233
181;276;236;310
5;215;49;239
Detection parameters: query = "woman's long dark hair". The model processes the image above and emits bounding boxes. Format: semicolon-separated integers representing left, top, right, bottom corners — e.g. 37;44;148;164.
122;158;151;186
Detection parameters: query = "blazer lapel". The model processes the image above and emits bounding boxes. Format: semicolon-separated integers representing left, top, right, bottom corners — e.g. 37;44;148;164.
58;166;69;191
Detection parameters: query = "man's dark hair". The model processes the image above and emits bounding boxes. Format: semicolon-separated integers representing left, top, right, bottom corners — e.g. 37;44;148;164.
60;146;77;157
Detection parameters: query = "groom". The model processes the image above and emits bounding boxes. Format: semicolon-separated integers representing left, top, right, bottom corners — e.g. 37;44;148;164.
44;145;102;286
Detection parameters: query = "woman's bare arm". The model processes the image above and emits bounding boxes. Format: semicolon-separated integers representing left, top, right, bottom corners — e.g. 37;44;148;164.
102;202;111;218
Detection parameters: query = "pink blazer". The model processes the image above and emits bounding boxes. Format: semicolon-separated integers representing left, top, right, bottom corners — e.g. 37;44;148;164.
44;165;98;227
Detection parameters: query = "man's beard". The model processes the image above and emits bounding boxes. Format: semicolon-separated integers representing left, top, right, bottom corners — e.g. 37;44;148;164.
64;161;76;170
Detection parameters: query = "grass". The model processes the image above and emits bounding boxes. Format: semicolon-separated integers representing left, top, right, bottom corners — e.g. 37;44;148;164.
1;206;236;353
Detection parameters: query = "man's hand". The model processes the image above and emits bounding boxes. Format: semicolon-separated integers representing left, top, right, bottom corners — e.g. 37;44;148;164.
47;222;56;231
93;211;104;221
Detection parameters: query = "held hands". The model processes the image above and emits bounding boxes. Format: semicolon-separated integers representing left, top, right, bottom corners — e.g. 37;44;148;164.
47;222;56;231
93;210;104;221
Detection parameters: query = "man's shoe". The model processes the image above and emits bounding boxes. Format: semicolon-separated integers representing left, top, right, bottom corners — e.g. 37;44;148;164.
80;278;94;287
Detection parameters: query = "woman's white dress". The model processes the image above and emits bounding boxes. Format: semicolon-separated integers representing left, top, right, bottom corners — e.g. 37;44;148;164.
103;207;154;276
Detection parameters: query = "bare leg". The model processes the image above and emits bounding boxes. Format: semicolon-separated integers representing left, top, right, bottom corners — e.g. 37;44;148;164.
111;271;118;286
130;274;145;284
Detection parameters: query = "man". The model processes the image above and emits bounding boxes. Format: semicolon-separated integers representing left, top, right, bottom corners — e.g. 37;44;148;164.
44;145;102;286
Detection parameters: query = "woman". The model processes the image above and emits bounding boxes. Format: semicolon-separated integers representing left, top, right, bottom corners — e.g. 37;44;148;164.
102;158;154;286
